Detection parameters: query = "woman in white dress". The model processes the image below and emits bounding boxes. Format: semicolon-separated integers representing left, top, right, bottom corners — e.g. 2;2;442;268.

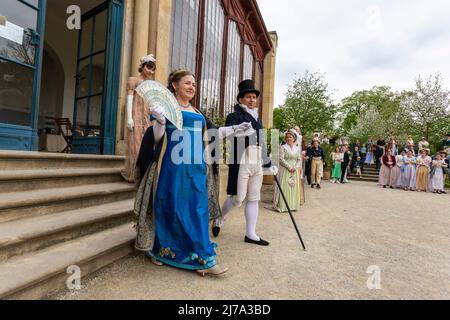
364;138;375;166
391;150;406;188
399;150;417;191
430;154;448;194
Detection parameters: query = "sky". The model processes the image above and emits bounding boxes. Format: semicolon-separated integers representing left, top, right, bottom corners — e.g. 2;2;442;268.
257;0;450;107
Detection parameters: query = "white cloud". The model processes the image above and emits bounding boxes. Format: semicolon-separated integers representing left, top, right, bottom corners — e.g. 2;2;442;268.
257;0;450;107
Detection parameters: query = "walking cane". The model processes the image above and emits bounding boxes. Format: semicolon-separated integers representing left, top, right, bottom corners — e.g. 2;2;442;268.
274;175;306;251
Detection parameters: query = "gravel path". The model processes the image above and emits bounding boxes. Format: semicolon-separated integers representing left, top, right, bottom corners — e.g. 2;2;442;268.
56;181;450;300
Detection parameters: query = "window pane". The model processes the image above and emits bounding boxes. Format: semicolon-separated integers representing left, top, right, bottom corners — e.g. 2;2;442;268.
77;53;105;97
0;0;38;31
91;53;105;95
25;0;39;7
80;19;93;58
88;95;102;136
243;45;254;80
0;59;33;126
0;32;35;65
224;21;242;116
199;0;225;118
77;59;91;97
93;10;108;53
169;0;200;72
0;0;38;65
74;98;88;137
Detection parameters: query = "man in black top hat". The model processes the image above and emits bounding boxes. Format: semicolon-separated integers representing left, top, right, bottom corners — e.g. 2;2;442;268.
212;80;278;246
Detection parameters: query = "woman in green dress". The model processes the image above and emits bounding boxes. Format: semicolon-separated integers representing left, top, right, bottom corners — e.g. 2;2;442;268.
273;130;302;212
331;146;343;183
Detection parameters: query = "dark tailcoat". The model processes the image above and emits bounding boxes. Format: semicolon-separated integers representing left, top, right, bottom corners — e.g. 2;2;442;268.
225;104;271;196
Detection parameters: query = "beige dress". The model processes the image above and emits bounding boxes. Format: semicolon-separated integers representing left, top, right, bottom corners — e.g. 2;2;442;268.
415;156;431;191
121;82;151;183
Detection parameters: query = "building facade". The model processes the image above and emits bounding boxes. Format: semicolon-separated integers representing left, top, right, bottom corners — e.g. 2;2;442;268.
0;0;277;155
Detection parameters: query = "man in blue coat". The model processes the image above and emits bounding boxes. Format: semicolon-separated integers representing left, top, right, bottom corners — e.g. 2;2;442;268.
212;80;278;246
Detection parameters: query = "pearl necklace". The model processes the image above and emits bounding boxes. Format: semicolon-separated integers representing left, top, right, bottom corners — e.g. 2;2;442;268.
178;103;191;109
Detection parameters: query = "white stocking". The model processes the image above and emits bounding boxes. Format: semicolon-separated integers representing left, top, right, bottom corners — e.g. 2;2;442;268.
245;201;260;241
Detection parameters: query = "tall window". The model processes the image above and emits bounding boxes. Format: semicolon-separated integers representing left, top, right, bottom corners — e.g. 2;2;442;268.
223;20;241;116
254;62;263;113
242;45;254;80
199;0;225;118
170;0;200;73
0;0;40;126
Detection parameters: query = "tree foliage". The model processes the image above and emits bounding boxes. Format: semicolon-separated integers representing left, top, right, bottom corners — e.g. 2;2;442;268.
402;74;450;142
280;71;336;137
347;87;415;141
273;72;449;150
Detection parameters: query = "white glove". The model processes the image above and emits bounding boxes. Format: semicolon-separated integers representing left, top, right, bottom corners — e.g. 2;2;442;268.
268;166;279;176
126;95;134;131
234;122;253;132
127;119;134;131
233;122;255;137
150;105;167;125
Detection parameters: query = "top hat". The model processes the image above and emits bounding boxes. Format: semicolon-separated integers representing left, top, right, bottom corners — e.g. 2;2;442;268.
237;80;260;101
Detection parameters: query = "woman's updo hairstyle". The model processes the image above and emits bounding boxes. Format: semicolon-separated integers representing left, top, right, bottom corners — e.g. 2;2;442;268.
168;69;195;95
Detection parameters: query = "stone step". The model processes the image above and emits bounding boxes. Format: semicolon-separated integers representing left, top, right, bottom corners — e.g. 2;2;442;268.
361;168;379;172
0;151;125;171
0;223;135;300
0;183;136;223
0;168;125;193
0;200;134;263
348;173;379;178
347;176;378;183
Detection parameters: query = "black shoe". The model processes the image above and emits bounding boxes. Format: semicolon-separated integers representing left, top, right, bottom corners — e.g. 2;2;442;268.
311;184;315;189
245;236;270;246
212;226;221;238
317;184;321;189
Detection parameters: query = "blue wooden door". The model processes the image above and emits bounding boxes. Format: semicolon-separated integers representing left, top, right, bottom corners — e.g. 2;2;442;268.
72;0;123;155
0;0;46;151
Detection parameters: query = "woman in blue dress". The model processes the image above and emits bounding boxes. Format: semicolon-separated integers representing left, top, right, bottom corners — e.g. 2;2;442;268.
133;70;252;277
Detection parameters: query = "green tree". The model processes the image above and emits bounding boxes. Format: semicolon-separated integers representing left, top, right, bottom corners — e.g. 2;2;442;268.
339;86;406;135
337;86;414;142
281;71;336;138
273;107;287;131
402;73;450;145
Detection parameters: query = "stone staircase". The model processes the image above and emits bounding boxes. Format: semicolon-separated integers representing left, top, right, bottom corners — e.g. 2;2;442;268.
347;164;380;183
0;151;136;299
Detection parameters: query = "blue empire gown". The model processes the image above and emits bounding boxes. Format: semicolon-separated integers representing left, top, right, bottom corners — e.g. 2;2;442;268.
147;111;217;270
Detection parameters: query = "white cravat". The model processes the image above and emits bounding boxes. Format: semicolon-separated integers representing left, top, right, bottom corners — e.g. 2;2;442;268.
241;104;259;121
